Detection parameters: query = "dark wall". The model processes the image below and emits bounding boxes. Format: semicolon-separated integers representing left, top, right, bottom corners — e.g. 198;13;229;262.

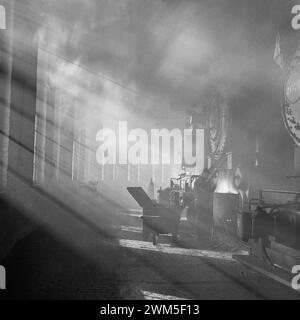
0;0;39;261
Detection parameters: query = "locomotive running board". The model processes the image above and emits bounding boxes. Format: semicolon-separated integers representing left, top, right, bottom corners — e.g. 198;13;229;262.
233;254;300;294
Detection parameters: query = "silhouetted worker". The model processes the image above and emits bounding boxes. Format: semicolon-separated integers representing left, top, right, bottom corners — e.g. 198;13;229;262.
147;178;154;199
193;168;215;239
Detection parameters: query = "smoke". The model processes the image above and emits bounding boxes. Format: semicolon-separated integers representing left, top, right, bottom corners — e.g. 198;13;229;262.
26;0;297;116
20;0;300;186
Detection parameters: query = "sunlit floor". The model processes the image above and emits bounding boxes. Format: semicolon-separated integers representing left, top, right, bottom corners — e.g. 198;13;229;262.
0;206;300;300
116;210;300;300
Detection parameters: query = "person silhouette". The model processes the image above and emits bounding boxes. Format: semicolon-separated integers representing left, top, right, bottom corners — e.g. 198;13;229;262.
193;168;214;239
147;178;154;199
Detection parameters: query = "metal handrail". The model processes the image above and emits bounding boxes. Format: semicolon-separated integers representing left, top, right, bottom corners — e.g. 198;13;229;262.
259;189;300;204
259;189;300;195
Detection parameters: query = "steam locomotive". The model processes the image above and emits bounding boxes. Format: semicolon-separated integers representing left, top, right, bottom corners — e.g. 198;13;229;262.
157;70;300;288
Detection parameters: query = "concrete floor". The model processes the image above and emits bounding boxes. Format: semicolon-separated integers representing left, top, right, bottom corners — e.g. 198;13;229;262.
117;211;300;300
0;208;299;300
